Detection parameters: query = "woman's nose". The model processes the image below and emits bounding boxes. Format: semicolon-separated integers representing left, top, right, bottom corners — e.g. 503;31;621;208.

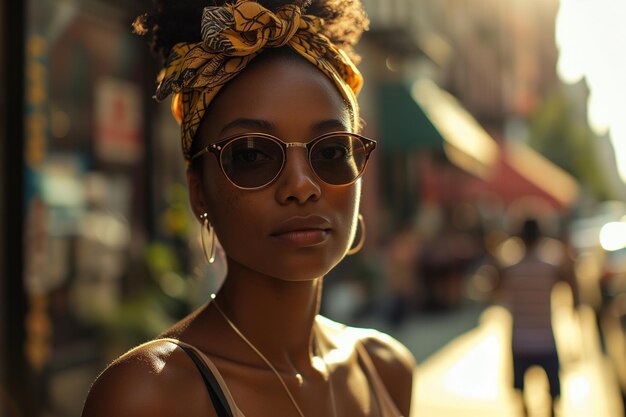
274;147;321;204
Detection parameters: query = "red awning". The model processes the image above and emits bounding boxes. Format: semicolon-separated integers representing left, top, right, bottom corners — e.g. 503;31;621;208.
412;80;579;212
458;140;579;213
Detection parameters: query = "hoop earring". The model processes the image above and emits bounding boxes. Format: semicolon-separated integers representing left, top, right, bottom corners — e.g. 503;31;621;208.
200;213;216;264
346;214;365;256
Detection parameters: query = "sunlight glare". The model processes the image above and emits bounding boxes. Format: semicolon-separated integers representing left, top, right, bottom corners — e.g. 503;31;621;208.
556;0;626;183
611;124;626;182
599;221;626;252
566;375;592;408
587;90;611;136
496;237;524;267
441;335;501;400
555;1;587;84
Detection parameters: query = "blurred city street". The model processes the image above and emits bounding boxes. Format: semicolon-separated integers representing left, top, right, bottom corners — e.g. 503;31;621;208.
357;291;625;417
4;0;626;416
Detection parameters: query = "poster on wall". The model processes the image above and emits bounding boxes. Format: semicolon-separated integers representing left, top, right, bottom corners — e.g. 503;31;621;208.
94;77;143;164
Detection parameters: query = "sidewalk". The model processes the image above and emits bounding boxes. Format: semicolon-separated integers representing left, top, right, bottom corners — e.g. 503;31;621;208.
354;300;487;363
354;300;624;417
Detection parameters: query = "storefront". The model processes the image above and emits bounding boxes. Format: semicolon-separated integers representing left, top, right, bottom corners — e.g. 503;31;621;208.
377;78;579;216
1;1;221;415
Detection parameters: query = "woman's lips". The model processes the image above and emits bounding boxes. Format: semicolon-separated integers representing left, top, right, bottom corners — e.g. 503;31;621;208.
272;229;330;247
270;215;332;247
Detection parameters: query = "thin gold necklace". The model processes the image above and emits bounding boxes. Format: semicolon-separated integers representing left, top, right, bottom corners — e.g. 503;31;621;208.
210;294;337;417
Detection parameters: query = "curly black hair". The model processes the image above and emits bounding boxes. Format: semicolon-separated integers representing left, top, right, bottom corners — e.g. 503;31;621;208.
133;0;368;64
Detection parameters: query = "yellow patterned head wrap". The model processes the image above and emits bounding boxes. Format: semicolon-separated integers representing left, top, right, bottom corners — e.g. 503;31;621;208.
154;0;364;161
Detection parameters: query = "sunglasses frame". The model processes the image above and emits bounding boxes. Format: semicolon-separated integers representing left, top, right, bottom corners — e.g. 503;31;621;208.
191;131;377;190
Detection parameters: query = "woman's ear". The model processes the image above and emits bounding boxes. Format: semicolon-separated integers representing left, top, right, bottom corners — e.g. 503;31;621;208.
187;167;209;221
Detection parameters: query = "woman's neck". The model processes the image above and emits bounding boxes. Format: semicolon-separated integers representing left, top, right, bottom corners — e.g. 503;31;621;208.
212;259;324;371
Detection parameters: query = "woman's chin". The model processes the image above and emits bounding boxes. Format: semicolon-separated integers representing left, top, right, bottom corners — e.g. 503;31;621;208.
264;262;338;282
223;242;348;282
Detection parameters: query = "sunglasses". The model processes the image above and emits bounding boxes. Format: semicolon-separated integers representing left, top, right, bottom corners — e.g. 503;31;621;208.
191;131;377;190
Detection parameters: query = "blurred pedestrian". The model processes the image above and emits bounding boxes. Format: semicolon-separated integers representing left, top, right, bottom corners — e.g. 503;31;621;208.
495;217;576;406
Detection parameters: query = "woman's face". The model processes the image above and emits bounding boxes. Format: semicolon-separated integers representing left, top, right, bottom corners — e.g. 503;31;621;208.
190;54;361;281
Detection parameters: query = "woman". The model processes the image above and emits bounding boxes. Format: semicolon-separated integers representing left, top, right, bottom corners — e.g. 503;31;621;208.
82;1;415;416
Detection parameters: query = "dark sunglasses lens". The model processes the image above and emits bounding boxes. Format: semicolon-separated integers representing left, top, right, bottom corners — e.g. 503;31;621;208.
221;136;283;188
310;134;367;185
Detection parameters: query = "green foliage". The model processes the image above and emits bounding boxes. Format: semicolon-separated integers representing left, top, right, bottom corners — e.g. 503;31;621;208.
527;88;612;200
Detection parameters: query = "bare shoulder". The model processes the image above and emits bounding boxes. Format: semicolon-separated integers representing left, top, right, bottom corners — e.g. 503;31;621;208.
356;328;415;374
318;316;416;415
81;339;216;417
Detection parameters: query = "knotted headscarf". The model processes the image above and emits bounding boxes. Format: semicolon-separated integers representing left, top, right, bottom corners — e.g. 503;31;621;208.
154;0;364;161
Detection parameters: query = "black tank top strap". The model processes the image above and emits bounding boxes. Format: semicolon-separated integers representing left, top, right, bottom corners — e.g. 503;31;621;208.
164;339;235;417
178;343;234;417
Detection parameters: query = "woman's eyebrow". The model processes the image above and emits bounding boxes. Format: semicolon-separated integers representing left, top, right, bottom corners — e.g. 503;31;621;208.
219;118;276;135
218;118;348;137
311;118;349;133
